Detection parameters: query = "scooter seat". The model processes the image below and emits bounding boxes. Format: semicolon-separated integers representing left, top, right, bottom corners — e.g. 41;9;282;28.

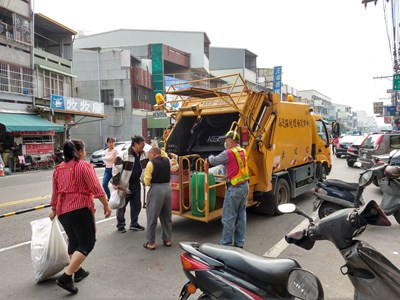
325;179;358;191
199;243;300;287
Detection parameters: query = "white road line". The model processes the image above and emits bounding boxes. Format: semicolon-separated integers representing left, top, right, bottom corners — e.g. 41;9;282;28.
264;211;318;257
0;216;116;253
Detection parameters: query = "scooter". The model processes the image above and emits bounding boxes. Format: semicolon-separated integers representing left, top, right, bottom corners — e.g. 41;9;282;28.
178;241;322;300
54;148;64;165
378;163;400;224
279;166;400;299
313;178;365;219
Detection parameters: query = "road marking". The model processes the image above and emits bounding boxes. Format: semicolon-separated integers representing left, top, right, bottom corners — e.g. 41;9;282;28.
264;211;318;257
0;216;116;253
0;195;51;207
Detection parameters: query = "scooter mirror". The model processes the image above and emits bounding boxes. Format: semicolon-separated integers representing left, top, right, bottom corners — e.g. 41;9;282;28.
287;269;324;300
278;203;296;213
359;170;373;187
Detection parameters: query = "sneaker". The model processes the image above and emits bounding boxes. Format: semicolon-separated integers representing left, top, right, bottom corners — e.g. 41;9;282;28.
129;224;145;231
74;268;89;282
117;227;126;233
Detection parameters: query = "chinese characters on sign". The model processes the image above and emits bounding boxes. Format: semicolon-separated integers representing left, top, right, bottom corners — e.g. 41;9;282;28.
50;95;104;115
273;66;282;95
278;117;311;128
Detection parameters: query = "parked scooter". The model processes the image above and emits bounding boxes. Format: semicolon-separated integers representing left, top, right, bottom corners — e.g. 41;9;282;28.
178;241;323;299
313;178;365;219
54;148;64;165
378;162;400;224
279;167;400;299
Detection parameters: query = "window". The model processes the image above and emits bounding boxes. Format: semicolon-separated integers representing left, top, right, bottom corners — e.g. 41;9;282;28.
101;89;114;105
41;69;66;98
0;62;33;95
316;120;329;144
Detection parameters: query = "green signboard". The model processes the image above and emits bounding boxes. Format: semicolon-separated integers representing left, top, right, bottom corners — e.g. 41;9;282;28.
393;74;400;91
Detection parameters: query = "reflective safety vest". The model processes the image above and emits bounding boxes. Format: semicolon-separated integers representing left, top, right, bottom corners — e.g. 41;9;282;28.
229;147;250;186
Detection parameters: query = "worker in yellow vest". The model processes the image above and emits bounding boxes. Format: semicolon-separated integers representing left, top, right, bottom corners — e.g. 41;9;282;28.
208;130;249;248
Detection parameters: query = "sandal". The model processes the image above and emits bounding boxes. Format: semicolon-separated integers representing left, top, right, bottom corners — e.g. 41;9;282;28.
143;242;156;250
163;240;172;247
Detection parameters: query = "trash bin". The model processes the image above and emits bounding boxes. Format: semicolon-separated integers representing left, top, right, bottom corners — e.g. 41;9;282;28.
190;172;216;217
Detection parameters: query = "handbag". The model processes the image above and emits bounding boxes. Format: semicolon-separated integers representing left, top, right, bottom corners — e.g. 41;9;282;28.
30;218;70;283
109;189;126;209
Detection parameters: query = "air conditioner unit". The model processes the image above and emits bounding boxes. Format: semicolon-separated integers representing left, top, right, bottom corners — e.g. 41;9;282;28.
113;98;125;108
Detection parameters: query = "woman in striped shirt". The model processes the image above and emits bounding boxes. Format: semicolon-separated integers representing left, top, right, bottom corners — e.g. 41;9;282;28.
49;139;111;294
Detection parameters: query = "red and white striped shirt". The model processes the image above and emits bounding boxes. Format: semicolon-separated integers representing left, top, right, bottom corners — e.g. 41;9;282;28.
51;160;105;216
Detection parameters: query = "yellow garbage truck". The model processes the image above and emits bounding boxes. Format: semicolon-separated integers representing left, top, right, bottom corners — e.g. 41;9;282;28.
156;74;331;222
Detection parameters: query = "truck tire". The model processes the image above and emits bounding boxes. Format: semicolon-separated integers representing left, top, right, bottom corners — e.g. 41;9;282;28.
318;202;343;219
272;178;291;215
317;162;328;182
394;210;400;224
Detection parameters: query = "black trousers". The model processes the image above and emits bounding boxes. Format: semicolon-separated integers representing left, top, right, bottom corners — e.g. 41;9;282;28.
58;207;96;256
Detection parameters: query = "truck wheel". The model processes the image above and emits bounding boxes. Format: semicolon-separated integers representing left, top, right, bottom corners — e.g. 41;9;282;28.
273;178;290;215
320;163;328;181
394;210;400;224
318;202;343;219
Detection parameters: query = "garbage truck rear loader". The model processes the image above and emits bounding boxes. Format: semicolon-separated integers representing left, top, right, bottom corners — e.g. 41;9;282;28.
156;74;331;222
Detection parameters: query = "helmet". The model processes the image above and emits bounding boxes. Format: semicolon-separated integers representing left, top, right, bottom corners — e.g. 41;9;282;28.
384;165;400;179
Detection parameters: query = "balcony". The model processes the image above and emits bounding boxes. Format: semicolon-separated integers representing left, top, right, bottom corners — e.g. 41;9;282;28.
163;45;190;68
131;67;152;89
34;48;72;74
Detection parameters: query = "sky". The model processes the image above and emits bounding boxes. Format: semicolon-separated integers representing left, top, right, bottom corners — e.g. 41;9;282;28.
33;0;394;118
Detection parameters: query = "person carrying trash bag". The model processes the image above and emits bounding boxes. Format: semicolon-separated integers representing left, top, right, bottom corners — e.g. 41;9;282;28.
49;139;111;294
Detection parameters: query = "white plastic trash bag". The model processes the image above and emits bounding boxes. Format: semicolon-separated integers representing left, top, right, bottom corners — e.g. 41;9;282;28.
30;218;70;283
109;190;126;209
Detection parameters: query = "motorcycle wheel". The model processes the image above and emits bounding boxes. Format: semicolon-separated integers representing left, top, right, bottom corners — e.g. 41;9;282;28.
394;210;400;224
318;202;343;219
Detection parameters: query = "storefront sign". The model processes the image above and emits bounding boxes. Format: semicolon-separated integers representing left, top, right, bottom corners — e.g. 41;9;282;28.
51;94;104;114
23;143;53;155
11;131;55;136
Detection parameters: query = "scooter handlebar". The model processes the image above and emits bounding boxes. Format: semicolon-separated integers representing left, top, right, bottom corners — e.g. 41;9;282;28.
285;230;315;250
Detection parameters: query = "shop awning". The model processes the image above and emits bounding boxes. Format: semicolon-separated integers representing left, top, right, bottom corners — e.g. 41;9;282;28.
0;113;64;132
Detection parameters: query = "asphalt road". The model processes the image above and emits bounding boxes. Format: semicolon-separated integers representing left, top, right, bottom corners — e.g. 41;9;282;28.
0;156;398;299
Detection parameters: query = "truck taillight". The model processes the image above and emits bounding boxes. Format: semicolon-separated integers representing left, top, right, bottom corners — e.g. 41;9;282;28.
240;126;249;146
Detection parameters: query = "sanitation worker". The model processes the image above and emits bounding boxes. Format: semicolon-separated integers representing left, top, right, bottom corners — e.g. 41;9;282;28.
208;130;249;248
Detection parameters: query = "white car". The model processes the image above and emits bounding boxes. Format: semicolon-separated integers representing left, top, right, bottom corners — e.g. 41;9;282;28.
90;141;130;167
90;141;152;167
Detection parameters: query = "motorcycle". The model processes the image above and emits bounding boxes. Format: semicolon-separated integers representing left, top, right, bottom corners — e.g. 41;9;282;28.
54;148;64;165
278;167;400;299
178;241;323;300
313;178;365;219
378;163;400;224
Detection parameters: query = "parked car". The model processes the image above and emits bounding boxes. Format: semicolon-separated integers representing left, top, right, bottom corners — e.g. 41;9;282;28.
345;135;366;167
90;141;152;167
335;134;363;158
90;141;130;167
358;132;400;169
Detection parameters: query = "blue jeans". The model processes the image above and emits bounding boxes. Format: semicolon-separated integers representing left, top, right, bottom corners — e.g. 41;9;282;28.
102;167;113;199
220;182;249;247
116;182;142;229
